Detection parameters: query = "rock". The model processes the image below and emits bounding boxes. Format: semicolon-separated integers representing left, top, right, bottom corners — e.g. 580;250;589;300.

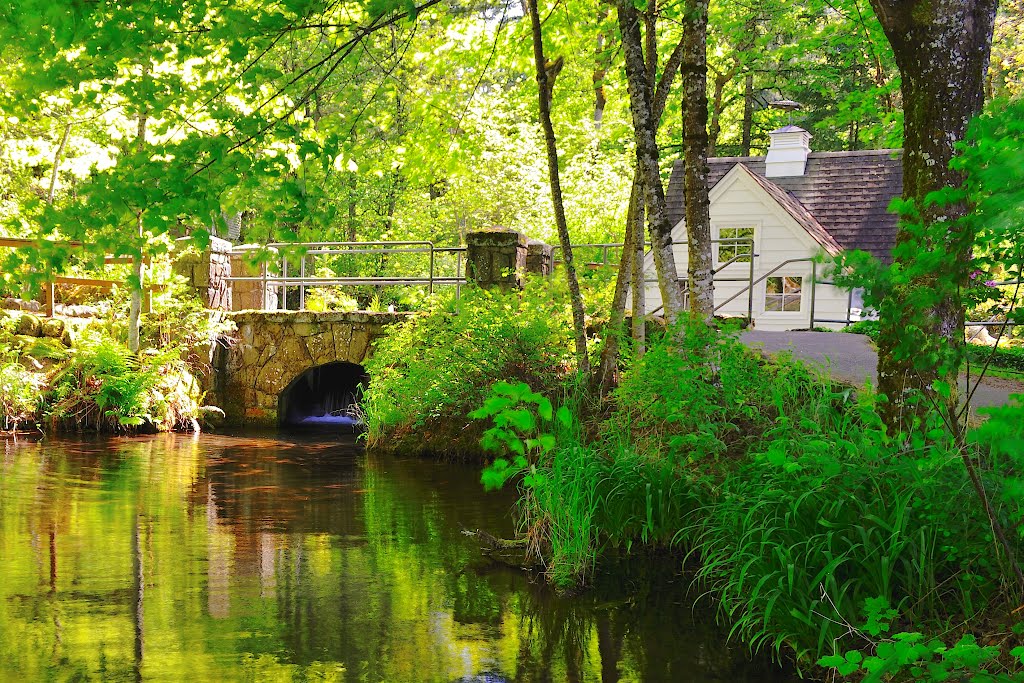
59;327;73;348
966;325;997;346
15;313;42;337
2;297;40;312
197;405;226;429
41;318;65;338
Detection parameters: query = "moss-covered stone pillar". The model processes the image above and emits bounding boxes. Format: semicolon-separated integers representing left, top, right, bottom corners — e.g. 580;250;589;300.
173;236;233;310
466;229;528;289
526;239;554;276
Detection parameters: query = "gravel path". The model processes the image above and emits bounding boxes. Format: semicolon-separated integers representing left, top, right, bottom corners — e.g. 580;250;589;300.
739;330;1023;415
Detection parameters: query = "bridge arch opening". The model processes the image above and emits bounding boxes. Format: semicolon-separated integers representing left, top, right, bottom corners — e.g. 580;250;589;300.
278;362;369;428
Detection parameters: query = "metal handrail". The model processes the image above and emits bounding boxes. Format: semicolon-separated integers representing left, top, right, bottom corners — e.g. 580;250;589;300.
237;239;460;309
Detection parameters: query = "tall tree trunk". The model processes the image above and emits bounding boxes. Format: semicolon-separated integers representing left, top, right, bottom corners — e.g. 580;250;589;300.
631;183;646;357
867;0;997;435
868;0;1021;588
741;72;754;156
616;0;685;322
129;95;148;355
595;5;684;390
707;66;736;158
593;26;608;128
47;123;72;205
681;0;714;321
526;0;591;375
593;181;635;393
347;175;358;242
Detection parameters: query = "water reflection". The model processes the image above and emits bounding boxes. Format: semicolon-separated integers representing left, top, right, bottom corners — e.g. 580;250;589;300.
0;434;794;682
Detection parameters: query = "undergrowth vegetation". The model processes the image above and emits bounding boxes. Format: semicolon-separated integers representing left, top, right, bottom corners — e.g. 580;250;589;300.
48;331;201;432
361;280;579;458
466;320;1024;678
0;281;222;433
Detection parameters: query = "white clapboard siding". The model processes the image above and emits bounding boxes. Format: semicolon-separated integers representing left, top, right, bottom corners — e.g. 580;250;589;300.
637;164;853;331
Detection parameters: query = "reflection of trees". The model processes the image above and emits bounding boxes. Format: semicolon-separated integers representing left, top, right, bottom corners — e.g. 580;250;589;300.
0;436;795;683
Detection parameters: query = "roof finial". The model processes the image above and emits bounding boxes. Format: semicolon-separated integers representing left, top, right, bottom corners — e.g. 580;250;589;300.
770;99;802;126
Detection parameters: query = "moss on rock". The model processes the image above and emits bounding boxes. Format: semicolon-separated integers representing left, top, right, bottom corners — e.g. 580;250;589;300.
15;313;42;337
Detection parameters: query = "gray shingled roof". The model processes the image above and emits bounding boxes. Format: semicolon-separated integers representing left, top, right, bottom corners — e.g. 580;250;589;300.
666;149;903;261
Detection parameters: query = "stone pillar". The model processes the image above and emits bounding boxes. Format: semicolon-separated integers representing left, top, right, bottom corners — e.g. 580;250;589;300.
526;239;554;276
466;229;527;289
230;247;279;311
173;236;233;310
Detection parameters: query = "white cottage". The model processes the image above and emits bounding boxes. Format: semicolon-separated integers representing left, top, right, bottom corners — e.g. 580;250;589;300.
647;126;901;331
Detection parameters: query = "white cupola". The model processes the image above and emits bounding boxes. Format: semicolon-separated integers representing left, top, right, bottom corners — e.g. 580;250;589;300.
765;125;812;177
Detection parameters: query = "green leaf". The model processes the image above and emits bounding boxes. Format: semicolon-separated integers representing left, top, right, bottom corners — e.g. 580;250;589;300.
556;405;572;428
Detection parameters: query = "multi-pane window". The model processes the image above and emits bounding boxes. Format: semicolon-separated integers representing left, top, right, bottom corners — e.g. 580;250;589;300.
717;227;754;264
765;276;803;312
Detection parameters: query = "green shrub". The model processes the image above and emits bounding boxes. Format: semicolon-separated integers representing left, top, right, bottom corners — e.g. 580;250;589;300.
477;320;1024;674
361;281;576;458
820;598;1024;681
967;343;1024;374
844;319;881;340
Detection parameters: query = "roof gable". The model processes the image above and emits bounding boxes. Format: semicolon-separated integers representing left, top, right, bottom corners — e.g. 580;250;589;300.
666;149;902;261
709;163;842;256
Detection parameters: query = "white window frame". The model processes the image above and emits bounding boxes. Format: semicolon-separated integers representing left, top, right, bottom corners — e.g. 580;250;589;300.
763;275;804;314
714;224;757;267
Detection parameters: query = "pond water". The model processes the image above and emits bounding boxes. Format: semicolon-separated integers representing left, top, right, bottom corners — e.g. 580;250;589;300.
0;433;795;682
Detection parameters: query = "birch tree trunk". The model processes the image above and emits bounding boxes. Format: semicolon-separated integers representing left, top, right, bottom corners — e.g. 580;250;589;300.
526;0;590;375
681;0;714;322
866;0;997;434
593;185;634;393
594;26;685;391
47;123;71;205
630;184;646;357
616;0;685;322
128;96;148;355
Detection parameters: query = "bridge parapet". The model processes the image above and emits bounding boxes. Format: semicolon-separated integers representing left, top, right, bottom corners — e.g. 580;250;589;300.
214;310;409;426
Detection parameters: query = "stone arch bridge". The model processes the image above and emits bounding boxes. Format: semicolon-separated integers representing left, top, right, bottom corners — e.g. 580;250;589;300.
178;229;550;426
213;310;408;426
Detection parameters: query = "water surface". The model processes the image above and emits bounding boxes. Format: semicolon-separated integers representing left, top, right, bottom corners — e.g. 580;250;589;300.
0;433;793;682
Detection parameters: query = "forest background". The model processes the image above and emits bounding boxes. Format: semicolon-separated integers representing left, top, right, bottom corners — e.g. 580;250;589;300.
4;0;1020;268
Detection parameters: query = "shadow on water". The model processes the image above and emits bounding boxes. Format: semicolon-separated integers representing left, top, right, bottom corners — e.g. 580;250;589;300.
0;433;798;682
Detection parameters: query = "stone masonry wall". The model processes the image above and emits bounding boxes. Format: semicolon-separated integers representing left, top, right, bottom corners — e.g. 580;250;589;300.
215;310;408;426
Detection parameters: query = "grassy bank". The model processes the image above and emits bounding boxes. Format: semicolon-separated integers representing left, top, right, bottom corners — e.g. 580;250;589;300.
361;288;1024;680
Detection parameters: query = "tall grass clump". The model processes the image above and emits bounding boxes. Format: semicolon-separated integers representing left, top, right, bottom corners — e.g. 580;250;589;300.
472;319;1024;673
613;323;1023;666
473;379;694;587
361;280;576;459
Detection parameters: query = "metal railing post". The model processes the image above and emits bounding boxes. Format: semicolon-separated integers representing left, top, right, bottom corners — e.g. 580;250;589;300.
261;261;268;310
747;238;755;322
299;254;306;310
456;251;462;306
809;259;817;328
429;243;435;294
